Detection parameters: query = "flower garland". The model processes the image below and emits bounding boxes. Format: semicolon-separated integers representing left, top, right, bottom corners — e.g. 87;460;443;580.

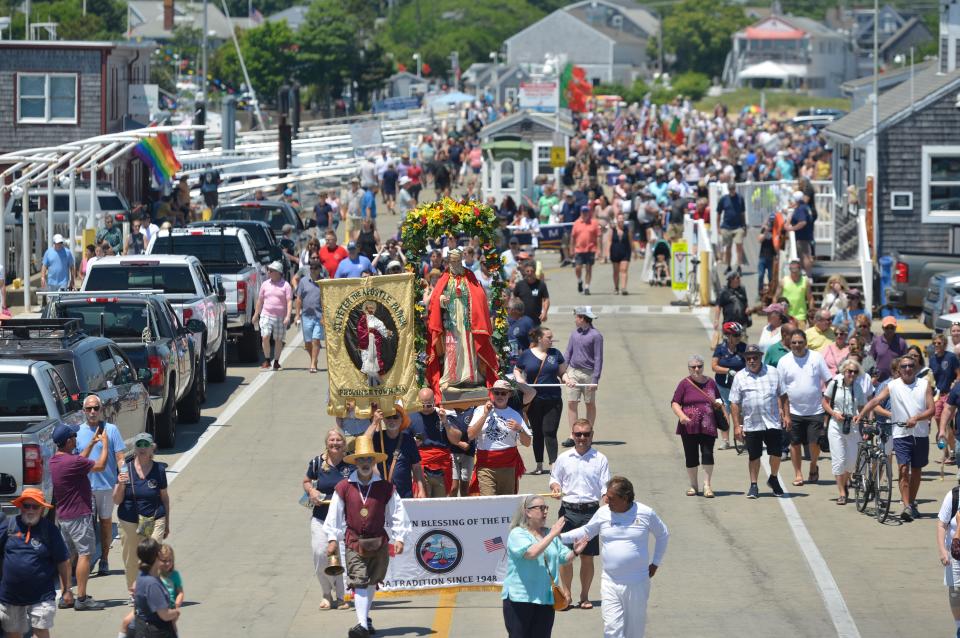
400;198;509;385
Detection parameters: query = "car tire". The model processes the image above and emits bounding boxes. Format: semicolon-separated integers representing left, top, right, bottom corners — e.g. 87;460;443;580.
178;368;202;424
155;382;177;448
208;327;227;382
238;326;260;363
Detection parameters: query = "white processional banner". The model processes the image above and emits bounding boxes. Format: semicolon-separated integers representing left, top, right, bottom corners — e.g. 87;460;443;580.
379;494;527;592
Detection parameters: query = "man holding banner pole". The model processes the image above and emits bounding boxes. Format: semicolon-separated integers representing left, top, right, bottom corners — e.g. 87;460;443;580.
408;388;464;497
324;436;411;638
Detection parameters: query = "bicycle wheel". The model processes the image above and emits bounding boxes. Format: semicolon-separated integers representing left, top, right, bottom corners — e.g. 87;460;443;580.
853;444;870;512
874;452;893;523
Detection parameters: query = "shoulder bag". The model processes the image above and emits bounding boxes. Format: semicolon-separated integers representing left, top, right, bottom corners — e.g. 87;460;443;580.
543;550;569;611
686;378;729;431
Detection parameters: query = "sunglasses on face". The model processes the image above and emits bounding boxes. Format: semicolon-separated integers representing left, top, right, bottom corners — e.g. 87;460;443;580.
492;390;510;396
20;503;41;510
135;441;152;448
900;364;915;369
745;356;761;361
573;431;592;438
84;405;101;412
688;364;703;369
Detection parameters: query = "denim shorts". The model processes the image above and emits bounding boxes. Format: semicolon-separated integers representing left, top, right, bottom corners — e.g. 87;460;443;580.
301;314;324;343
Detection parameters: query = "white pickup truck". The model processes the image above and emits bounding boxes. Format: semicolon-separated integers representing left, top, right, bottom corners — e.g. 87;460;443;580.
0;359;84;515
146;227;265;363
81;255;229;382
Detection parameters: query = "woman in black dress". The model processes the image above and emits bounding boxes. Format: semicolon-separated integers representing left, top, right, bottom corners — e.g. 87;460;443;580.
609;212;634;295
353;218;380;260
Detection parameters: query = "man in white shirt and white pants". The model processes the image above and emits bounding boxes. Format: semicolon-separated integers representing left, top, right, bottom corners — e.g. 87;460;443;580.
549;418;610;609
561;476;669;638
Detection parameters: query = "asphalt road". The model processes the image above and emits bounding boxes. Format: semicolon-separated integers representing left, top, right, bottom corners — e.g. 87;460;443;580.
56;232;949;638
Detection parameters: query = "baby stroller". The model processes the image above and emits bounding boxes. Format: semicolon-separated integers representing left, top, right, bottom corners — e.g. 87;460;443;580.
649;238;671;286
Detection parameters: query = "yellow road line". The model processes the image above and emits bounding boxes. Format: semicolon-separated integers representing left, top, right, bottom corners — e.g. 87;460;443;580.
431;590;458;638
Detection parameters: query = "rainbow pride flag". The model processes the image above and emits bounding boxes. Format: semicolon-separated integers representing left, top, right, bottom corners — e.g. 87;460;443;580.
132;133;181;185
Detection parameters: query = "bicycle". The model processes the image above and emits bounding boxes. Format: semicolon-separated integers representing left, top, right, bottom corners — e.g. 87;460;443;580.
852;419;896;523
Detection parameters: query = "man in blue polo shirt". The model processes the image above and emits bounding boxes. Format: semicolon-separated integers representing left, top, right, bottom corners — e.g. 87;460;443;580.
334;242;376;279
365;406;426;499
40;234;75;292
0;488;73;636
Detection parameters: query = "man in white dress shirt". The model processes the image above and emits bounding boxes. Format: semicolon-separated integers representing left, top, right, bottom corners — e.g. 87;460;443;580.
550;418;610;609
560;476;669;638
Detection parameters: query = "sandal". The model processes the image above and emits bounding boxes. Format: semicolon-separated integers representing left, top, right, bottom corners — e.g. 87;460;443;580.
703;486;715;498
792;478;804;487
336;600;351;610
808;467;819;483
686;487;698;496
578;601;594;610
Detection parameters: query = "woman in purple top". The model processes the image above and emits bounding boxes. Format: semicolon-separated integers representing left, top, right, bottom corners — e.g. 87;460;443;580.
671;354;724;498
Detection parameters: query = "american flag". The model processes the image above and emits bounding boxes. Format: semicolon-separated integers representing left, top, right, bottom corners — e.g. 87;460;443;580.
483;536;505;552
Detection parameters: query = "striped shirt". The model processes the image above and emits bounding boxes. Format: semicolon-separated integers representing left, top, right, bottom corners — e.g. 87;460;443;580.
729;365;785;432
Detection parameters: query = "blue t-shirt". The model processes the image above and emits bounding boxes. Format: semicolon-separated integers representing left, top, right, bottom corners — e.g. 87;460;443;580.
792;204;814;241
713;341;746;388
306;456;351;521
930;351;960;394
361;190;377;218
517;348;565;400
507;315;535;364
334;255;374;278
0;516;69;605
135;572;174;632
117;461;168;524
76;422;125;491
42;246;74;288
717;194;745;230
451;408;477;456
372;430;421;498
408;411;448;449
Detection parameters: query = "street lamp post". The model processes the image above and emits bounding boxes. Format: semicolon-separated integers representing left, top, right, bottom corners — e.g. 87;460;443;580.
413;53;422;78
489;52;499;105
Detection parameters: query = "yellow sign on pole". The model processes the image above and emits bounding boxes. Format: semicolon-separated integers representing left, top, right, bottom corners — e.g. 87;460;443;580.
671;241;689;292
550;146;566;168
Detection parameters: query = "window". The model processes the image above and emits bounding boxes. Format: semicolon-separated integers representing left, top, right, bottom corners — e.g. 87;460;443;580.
17;73;78;124
921;146;960;223
536;146;552;176
499;160;515;190
942;38;950;74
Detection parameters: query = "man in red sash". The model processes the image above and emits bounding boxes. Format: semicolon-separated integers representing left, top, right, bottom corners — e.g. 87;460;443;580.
324;436;411;638
467;379;532;495
408;388;465;497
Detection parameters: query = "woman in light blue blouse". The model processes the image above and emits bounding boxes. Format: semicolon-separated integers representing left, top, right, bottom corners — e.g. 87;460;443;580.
502;495;588;637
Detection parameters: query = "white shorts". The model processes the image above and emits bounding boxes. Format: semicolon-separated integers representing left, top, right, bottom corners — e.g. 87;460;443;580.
92;489;114;520
0;599;57;633
451;453;475;482
259;314;287;343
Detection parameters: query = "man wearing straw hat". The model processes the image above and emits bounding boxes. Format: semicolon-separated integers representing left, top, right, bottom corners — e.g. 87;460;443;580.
0;488;73;637
324;436;411;638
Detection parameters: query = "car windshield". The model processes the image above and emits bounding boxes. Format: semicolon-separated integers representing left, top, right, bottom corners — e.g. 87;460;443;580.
215;205;289;232
0;374;46;417
151;235;246;264
85;265;196;294
54;302;150;339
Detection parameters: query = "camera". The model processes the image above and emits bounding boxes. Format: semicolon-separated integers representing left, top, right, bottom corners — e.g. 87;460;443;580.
841;415;852;435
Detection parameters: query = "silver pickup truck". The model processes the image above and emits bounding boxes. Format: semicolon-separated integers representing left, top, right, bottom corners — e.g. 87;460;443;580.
147;227;265;363
0;359;84;515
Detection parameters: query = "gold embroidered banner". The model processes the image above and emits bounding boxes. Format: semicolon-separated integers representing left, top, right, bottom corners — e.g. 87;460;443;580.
320;273;417;418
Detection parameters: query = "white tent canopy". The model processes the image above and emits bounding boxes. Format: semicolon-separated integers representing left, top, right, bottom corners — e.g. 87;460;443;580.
738;61;808;80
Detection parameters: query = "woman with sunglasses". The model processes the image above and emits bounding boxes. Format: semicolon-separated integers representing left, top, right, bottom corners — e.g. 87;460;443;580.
114;432;170;602
501;495;587;638
823;360;867;504
514;326;568;475
823;323;851;375
671;354;724;497
711;322;747;450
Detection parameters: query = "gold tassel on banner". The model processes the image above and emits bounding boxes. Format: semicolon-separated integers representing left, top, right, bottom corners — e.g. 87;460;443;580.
319;273;420;418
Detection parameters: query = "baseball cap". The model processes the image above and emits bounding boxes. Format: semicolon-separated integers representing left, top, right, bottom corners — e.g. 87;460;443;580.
580;204;591;211
492;379;512;391
882;316;897;328
763;302;786;315
517;251;531;260
134;432;154;445
52;423;76;447
386;260;402;270
574;305;597;319
563;189;573;196
347;241;358;250
350;177;360;184
267;260;284;273
793;191;805;202
744;344;762;357
53;233;64;244
283;188;294;196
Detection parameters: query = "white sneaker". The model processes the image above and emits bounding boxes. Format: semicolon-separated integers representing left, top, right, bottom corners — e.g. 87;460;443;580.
719;440;731;450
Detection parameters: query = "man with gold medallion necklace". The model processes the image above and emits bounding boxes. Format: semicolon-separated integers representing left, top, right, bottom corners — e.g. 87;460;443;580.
324;435;412;638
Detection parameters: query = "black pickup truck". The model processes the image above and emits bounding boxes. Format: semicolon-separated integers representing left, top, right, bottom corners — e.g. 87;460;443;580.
42;294;204;446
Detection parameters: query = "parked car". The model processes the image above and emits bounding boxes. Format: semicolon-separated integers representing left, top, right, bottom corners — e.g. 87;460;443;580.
886;251;960;309
920;271;960;330
42;292;204;434
0;358;83;515
3;183;133;230
81;255;229;382
0;318;152;447
213;200;304;246
147;227;265;362
189;219;293;279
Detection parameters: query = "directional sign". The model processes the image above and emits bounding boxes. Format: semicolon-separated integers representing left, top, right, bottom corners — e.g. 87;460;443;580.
550;146;566;168
671;241;689;291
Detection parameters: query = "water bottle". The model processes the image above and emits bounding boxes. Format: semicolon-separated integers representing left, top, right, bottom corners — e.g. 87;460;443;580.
119;460;130;484
938;436;947;450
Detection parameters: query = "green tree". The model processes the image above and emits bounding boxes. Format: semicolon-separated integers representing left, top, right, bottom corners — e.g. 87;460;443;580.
655;0;749;80
210;20;299;103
